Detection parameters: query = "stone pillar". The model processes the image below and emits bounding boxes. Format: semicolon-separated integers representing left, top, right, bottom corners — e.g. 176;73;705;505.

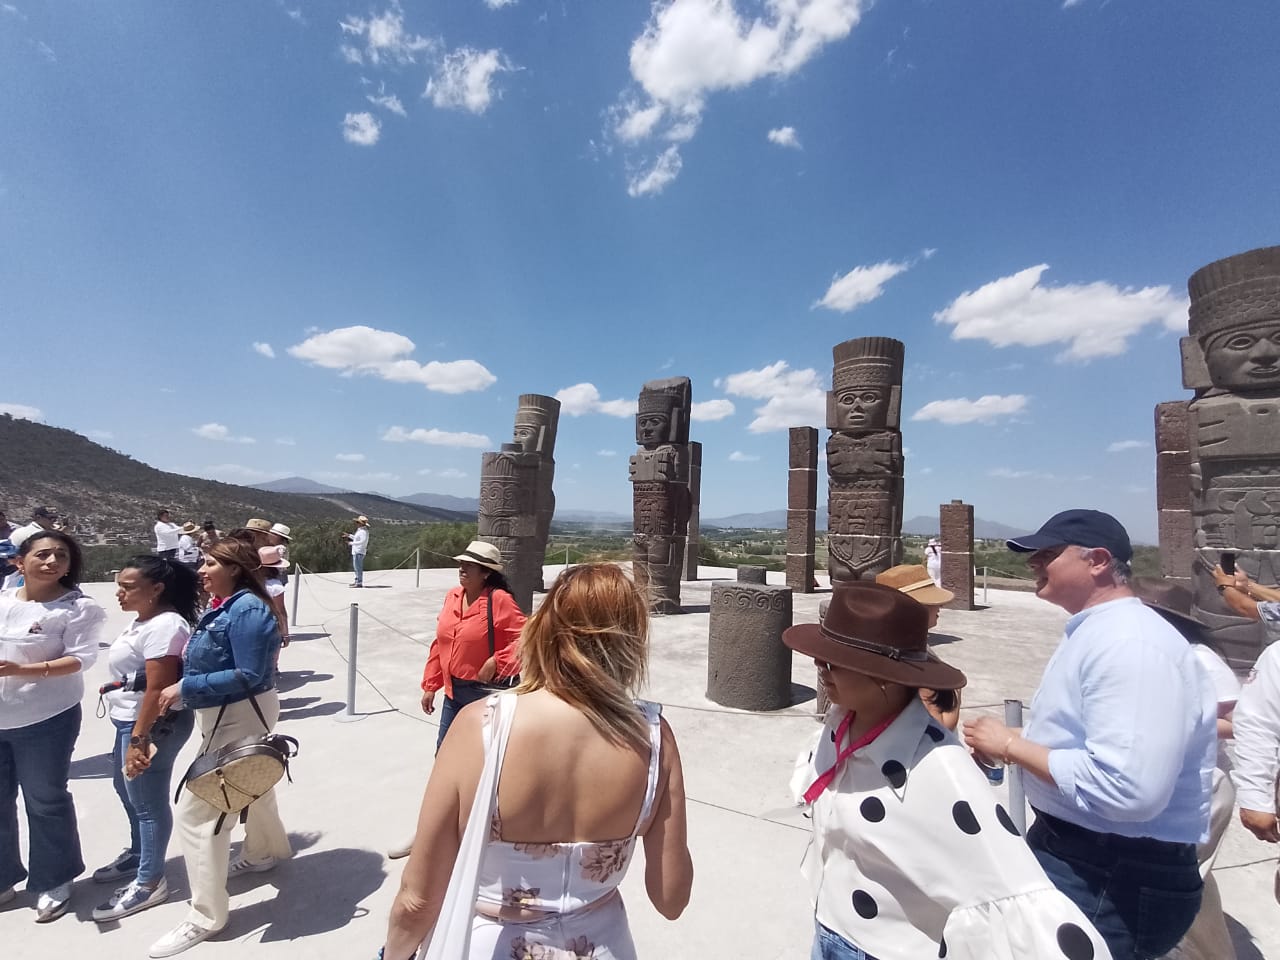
682;441;703;581
939;500;975;610
826;337;905;586
476;445;541;612
630;377;692;614
1155;401;1193;586
511;394;560;591
706;567;794;711
786;427;818;592
1183;246;1280;668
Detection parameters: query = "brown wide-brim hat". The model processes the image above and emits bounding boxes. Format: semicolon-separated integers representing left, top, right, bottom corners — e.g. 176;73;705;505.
783;581;966;690
1130;576;1207;638
875;563;954;607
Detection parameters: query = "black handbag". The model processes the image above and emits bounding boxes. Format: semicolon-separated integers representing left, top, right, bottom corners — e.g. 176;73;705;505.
175;692;298;833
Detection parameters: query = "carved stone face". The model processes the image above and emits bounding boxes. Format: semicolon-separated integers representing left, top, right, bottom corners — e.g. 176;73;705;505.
834;386;889;430
512;421;541;453
637;412;671;446
1203;321;1280;390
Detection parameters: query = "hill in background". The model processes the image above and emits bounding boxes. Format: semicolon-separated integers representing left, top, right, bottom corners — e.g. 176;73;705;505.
0;415;472;544
702;508;1030;540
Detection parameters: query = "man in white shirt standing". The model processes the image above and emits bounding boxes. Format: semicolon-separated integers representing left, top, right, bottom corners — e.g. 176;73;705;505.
153;510;181;560
964;508;1216;960
342;516;369;588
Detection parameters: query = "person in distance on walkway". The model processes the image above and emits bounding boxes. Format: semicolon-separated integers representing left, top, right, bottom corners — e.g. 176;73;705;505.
383;563;692;960
342;515;370;587
153;510;181;560
964;509;1216;960
787;581;1110;960
0;530;106;922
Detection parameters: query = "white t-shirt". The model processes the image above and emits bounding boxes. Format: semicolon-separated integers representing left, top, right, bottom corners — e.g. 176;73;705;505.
154;521;181;552
265;578;285;599
0;589;105;730
177;534;200;564
1193;644;1241;707
350;527;369;556
104;611;191;722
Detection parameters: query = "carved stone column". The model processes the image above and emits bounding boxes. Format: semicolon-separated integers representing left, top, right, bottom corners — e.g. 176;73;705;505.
476;445;540;613
1154;401;1193;586
707;567;794;711
682;441;703;581
630;377;692;614
939;500;975;610
786;427;818;592
511;394;560;591
1183;246;1280;668
825;337;905;587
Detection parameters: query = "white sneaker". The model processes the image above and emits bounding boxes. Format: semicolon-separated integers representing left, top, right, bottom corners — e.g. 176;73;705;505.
228;854;276;877
149;921;215;958
92;877;169;921
386;838;414;860
34;882;72;923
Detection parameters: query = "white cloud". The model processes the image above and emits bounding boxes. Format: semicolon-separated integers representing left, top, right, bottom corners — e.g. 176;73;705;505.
367;86;407;116
767;126;801;149
717;361;826;433
192;422;256;443
815;259;910;313
32;40;54;62
426;47;513;114
918;466;933;475
610;0;866;192
437;467;466;479
339;3;435;66
933;264;1188;362
87;429;114;440
728;451;759;462
316;470;399;484
289;325;496;393
989;467;1054;481
382;426;491;448
554;382;638;418
690;398;735;421
0;403;43;421
1107;439;1150;453
252;341;276;359
597;449;618;457
627;145;683;198
275;438;297;446
336;452;366;462
911;395;1028;425
204;464;290;483
342;111;381;146
484;0;517;8
2;4;26;19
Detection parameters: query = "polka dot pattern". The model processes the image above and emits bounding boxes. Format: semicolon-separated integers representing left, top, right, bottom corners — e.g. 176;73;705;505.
1056;922;1094;960
996;804;1020;837
860;797;885;822
925;725;944;743
851;889;878;919
952;800;981;835
881;760;907;789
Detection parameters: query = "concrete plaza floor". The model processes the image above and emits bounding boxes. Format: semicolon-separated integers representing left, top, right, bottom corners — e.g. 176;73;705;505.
4;564;1278;958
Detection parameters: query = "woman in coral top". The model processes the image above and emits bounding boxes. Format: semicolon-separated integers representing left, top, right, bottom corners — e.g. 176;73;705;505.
421;541;525;752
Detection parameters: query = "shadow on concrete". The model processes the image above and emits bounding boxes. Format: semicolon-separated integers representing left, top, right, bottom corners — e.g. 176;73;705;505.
69;751;114;780
789;683;817;707
352;585;393;590
276;669;334;694
278;696;320;711
283;632;330;645
928;632;963;647
1228;914;1266;960
677;604;711;614
278;700;346;722
226;845;387;943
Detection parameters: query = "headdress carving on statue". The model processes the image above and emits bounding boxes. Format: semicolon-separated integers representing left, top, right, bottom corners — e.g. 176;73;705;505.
636;376;692;447
1181;245;1280;394
513;394;561;456
827;337;905;431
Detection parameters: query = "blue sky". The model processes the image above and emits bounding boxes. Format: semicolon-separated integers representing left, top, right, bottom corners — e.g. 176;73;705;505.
2;0;1278;543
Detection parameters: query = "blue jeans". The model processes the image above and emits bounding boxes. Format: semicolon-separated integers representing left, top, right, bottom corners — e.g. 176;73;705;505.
811;921;876;960
109;710;196;885
352;553;365;585
435;679;495;753
1028;811;1202;960
0;704;84;891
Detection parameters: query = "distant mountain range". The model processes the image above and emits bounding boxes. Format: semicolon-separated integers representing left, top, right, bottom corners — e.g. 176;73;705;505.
702;509;1030;540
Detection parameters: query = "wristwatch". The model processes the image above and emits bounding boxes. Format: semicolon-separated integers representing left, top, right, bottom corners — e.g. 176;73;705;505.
129;734;151;747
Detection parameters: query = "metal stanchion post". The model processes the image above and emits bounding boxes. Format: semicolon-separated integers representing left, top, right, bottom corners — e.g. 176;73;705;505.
415;548;420;589
1004;698;1026;835
983;566;989;605
290;563;301;625
337;603;360;722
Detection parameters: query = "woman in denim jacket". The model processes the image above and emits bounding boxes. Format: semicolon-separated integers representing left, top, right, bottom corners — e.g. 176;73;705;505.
150;539;293;959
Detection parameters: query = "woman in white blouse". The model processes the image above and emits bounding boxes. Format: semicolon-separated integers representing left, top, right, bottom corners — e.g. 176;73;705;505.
0;530;107;922
785;581;1111;960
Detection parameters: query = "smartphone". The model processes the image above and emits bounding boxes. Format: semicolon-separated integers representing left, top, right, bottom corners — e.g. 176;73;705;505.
1221;552;1237;575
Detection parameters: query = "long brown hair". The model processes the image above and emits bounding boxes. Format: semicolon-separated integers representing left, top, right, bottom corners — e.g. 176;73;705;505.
204;538;284;634
515;563;650;749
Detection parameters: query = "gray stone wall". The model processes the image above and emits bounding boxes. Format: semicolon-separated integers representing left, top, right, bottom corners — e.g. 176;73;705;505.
786;426;818;592
939;499;975;610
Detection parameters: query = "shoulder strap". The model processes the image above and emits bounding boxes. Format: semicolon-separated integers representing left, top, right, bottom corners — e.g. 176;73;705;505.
486;589;495;658
630;701;664;839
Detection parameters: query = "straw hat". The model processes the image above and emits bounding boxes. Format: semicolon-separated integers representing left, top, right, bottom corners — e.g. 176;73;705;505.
876;563;954;607
179;522;200;535
246;518;272;532
269;523;292;541
355;516;369;526
452;540;504;573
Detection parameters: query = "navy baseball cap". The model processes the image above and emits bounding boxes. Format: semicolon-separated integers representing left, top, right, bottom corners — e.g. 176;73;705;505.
1006;509;1133;563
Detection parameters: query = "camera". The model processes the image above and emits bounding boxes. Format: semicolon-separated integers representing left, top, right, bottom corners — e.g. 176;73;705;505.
98;671;147;696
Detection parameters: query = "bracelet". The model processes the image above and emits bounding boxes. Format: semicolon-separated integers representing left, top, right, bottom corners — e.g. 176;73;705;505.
1001;735;1017;764
42;661;50;678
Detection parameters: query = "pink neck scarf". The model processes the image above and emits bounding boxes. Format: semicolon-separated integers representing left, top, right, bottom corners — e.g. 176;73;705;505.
803;709;899;805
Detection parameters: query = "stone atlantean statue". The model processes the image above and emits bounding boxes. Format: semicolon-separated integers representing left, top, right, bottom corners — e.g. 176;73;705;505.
511;394;560;591
476;437;541;615
630;377;692;614
825;337;905;587
1183;245;1280;667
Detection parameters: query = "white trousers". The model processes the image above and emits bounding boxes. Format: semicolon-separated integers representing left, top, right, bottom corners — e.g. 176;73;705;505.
174;691;293;931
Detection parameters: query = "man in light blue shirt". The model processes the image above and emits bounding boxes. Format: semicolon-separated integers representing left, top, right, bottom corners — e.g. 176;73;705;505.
964;508;1216;960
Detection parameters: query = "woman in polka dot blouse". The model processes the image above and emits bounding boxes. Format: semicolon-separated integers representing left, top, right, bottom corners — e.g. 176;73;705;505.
784;582;1112;960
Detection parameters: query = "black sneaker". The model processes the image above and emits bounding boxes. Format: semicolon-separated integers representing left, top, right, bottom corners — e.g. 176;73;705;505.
92;850;139;884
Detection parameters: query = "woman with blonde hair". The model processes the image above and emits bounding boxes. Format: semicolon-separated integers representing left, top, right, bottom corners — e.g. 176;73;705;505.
382;562;693;960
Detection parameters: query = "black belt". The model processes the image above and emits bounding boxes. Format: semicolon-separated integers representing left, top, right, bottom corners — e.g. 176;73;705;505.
1033;809;1197;862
